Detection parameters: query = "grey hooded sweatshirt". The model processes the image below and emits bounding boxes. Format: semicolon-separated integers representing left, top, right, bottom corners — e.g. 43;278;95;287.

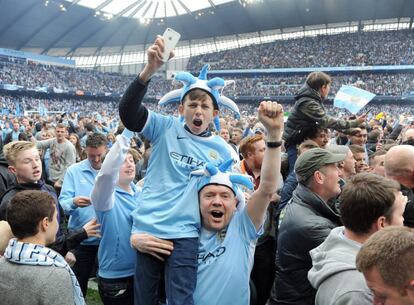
308;226;373;305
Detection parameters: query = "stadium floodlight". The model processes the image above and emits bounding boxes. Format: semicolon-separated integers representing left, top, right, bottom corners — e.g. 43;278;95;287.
139;17;150;25
103;12;113;20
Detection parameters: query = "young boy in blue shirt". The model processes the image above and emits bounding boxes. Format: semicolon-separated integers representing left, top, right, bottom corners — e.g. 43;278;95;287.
119;36;238;305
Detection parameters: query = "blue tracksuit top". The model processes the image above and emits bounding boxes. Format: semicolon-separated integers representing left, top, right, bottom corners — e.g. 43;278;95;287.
60;159;100;245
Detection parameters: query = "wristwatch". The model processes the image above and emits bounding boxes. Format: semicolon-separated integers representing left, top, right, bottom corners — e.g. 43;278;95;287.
266;140;283;148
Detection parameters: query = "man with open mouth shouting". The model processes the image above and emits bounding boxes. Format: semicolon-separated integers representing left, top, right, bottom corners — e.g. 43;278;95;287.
119;36;239;305
132;100;283;305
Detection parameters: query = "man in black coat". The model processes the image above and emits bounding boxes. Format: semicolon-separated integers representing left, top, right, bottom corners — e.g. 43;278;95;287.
273;148;346;305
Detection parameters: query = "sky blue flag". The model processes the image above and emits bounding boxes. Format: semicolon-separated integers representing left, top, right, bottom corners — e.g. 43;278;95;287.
333;85;376;114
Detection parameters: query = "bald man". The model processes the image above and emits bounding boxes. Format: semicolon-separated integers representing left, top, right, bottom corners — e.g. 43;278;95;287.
402;128;414;145
384;145;414;227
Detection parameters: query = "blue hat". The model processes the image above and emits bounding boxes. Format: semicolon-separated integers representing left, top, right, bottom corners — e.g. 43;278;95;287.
158;65;240;130
192;159;254;210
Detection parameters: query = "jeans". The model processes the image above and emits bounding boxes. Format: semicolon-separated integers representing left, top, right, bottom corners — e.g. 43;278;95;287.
250;238;276;305
98;276;134;305
73;244;99;297
286;145;298;174
134;237;198;305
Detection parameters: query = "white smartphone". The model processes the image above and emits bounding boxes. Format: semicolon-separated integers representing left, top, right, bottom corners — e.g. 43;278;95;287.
162;28;181;62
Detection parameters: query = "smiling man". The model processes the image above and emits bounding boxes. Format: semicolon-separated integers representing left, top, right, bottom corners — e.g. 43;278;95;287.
59;133;108;296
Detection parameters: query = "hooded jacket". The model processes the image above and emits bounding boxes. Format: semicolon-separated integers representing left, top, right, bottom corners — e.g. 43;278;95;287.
0;152;15;197
283;84;360;146
308;226;372;305
275;183;341;305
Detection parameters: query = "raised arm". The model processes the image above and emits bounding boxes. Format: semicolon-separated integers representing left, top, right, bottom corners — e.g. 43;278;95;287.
119;36;173;132
35;138;53;150
91;129;134;212
247;101;283;230
299;101;366;131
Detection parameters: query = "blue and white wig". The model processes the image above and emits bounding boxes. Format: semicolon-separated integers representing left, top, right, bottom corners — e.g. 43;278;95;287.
158;64;240;130
191;159;254;210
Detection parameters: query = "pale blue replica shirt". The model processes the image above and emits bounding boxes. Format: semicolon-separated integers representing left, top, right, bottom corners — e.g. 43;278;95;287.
194;208;262;305
131;111;236;238
59;159;100;245
91;129;140;279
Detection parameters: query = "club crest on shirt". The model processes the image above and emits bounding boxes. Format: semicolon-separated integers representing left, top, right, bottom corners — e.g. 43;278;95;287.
209;150;218;160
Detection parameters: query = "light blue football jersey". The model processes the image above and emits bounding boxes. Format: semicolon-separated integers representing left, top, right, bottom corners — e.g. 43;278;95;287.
194;208;262;305
131;111;237;238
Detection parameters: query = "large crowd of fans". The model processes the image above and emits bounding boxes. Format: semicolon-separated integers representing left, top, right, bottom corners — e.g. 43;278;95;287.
189;30;414;69
2;60;414;97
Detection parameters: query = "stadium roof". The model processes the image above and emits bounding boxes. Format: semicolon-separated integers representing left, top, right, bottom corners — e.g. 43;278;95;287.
0;0;413;57
72;0;238;19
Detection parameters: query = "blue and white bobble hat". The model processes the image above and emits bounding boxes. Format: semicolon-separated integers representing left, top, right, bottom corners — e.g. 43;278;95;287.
158;64;240;130
192;159;254;210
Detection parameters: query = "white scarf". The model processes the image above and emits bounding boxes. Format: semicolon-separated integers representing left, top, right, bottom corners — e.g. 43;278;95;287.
5;239;85;305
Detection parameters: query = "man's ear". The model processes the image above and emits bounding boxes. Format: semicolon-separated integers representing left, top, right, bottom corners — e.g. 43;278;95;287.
376;216;386;230
178;103;184;115
233;197;238;211
314;170;324;184
8;165;16;175
39;217;49;233
213;109;219;117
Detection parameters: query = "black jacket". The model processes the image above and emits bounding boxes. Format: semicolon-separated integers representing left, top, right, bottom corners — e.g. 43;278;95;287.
401;184;414;228
274;184;341;305
0;181;87;256
119;76;149;132
283;84;360;146
0;152;15;198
